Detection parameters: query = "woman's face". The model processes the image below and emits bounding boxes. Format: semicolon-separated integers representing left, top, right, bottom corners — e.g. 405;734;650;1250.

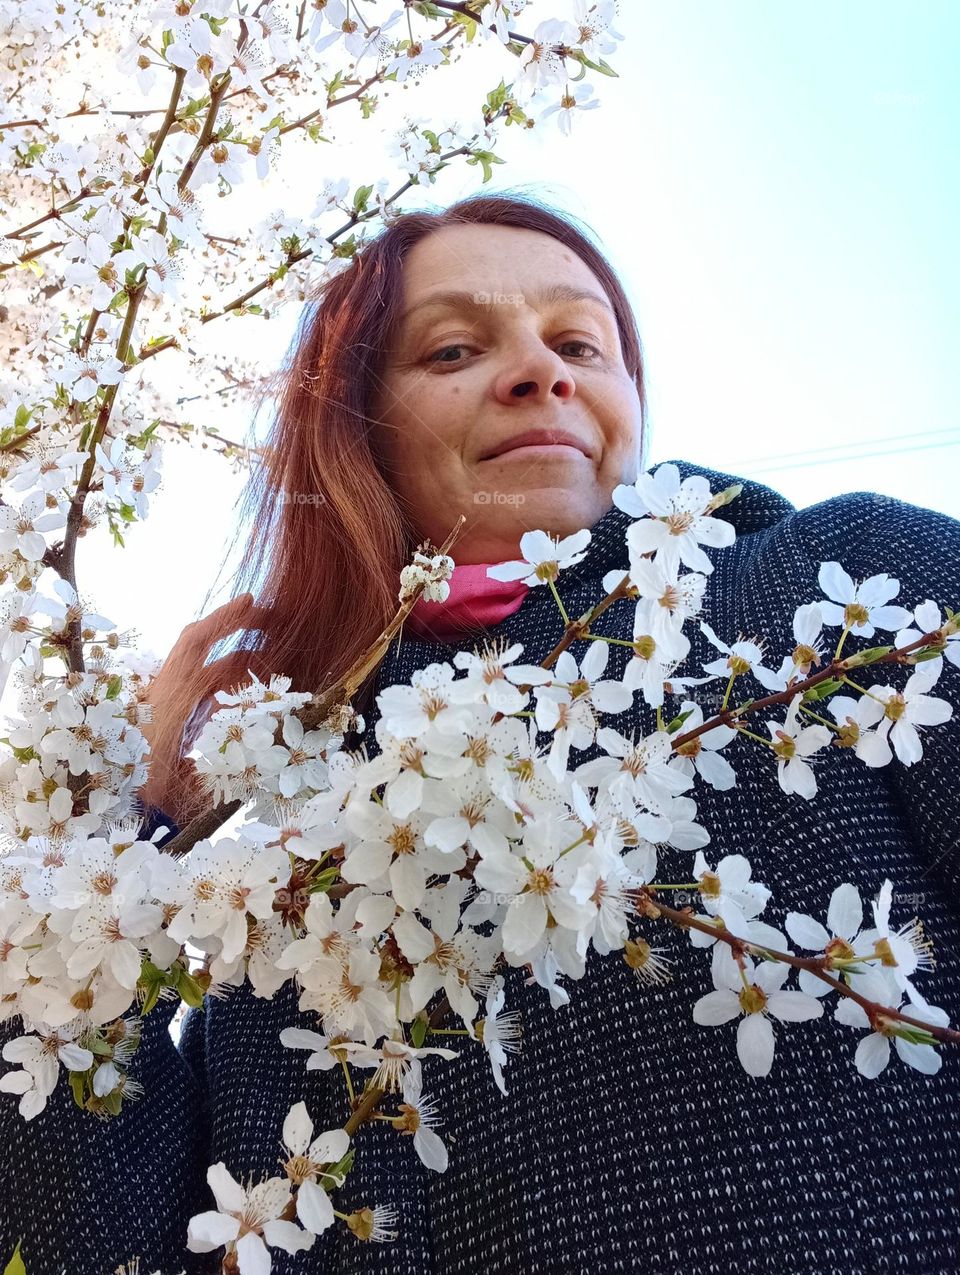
372;223;644;564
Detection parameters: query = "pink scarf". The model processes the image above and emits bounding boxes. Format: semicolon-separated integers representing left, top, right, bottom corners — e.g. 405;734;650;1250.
404;562;529;642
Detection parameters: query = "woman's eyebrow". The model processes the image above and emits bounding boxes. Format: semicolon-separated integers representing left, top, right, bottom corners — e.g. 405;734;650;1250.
400;283;616;327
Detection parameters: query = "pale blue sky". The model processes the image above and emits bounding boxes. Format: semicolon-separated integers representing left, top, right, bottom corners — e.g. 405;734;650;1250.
29;0;957;671
464;0;959;516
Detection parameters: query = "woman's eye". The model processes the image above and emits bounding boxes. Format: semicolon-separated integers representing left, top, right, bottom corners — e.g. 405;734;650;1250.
426;343;471;365
559;340;602;360
425;339;601;367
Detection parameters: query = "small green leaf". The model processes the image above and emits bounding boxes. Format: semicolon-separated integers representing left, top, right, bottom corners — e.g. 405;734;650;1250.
310;867;341;895
802;677;844;702
321;1146;355;1190
842;645;893;668
911;646;945;663
465;149;505;184
665;708;696;733
352;183;374;215
3;1241;26;1275
176;967;206;1009
139;980;161;1016
410;1013;428;1049
710;482;743;510
102;1088;123;1116
68;1071;87;1110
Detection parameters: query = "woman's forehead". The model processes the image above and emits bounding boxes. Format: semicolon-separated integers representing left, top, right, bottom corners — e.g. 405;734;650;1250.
399;223;601;302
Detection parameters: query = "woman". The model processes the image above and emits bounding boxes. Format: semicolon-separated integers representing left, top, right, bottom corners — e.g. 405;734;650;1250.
3;192;959;1275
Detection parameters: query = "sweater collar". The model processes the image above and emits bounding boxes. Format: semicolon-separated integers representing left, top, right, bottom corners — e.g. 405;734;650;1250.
556;457;795;588
378;459;795;666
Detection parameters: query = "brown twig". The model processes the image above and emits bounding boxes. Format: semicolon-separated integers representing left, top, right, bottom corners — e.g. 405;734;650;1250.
159;516;467;859
642;890;960;1046
669;627;946;752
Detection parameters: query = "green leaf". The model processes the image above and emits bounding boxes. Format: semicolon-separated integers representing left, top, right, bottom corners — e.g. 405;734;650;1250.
102;1088;123;1116
912;646;945;663
68;1071;87;1110
486;80;509;113
324;70;346;98
665;708;696;733
180;96;207;119
802;677;844;702
321;1146;355;1190
889;1021;939;1047
352;183;374;215
14;404;32;431
465;149;505;184
139;980;161;1016
410;1013;428;1049
310;867;341;895
710;482;743;510
175;967;206;1009
841;645;893;668
331;242;357;261
3;1241;26;1275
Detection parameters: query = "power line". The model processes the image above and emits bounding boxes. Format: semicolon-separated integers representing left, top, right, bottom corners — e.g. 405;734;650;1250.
726;425;960;472
741;435;960;477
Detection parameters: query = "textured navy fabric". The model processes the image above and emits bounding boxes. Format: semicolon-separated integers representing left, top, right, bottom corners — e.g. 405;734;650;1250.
2;459;959;1275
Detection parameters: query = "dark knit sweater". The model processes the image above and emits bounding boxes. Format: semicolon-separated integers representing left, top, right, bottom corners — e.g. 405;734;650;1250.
3;459;959;1275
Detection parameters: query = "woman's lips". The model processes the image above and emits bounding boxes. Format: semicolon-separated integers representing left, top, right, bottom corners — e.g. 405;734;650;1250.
483;443;588;460
480;429;592;461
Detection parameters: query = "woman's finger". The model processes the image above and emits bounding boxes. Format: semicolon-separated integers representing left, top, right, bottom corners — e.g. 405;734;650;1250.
179;594;264;649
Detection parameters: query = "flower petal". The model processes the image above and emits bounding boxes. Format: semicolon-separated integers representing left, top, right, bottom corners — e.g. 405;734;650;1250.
854;1032;890;1078
692;989;741;1025
736;1014;775;1076
784;911;830;952
826;883;862;941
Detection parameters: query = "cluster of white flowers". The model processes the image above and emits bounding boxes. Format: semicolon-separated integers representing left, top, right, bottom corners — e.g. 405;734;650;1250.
398;550;456;606
1;0;624;475
1;457;956;1269
188;671;354;805
2;6;958;1271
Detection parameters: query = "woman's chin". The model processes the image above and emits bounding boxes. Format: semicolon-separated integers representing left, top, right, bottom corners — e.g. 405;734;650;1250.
478;491;601;538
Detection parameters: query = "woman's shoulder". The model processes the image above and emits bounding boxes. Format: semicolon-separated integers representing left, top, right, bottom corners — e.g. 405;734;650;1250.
663;456;958;596
782;488;960;597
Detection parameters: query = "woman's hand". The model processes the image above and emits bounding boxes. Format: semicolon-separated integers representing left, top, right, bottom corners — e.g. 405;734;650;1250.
139;592;267;753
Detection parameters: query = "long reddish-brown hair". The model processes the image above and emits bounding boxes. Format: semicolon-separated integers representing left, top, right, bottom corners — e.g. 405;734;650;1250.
139;189;649;826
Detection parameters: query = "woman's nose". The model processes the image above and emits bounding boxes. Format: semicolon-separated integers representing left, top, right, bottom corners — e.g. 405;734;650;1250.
494;342;577;405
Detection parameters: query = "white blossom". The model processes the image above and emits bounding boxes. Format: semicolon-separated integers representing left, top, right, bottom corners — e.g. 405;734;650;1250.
614;463;736;575
486;528;591;586
693;957;823;1076
475;974;522;1095
766;692;832;799
834;969;949;1078
785;882;866;998
817;562;912;638
187;1163;315;1267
